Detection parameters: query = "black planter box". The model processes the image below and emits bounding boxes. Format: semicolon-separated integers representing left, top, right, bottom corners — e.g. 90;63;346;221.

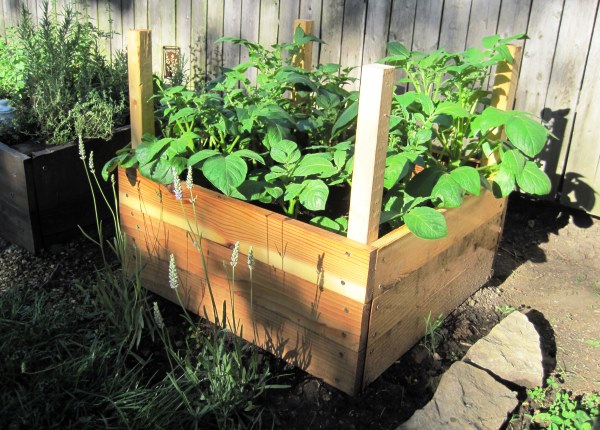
0;125;130;253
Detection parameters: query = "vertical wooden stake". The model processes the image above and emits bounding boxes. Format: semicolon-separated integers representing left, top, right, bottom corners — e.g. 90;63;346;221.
347;64;396;245
128;29;154;148
486;44;523;165
292;19;314;71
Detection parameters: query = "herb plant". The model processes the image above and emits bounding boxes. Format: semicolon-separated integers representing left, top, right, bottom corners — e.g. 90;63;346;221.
2;1;128;145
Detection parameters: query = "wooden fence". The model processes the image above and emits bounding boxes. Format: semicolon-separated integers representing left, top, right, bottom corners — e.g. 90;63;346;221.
1;0;598;216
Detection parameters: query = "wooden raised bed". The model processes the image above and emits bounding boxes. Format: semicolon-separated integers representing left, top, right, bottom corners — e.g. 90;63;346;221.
119;29;520;395
0;126;130;253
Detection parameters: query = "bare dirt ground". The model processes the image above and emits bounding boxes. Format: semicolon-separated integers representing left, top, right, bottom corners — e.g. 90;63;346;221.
1;193;598;429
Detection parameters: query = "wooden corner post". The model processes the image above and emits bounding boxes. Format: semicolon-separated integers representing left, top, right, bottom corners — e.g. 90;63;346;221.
347;64;396;244
128;29;154;148
486;44;523;164
292;19;314;71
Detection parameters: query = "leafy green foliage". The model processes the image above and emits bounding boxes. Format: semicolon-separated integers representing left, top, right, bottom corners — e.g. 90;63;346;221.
3;1;128;145
379;33;551;239
527;377;600;430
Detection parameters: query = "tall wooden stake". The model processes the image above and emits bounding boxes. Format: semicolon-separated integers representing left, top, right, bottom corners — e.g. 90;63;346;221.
486;44;523;164
128;29;154;148
347;64;396;245
292;19;314;71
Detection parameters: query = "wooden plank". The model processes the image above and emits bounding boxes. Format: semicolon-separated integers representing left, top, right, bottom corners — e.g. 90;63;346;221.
438;0;471;52
121;0;135;42
318;0;343;65
30;127;131;248
361;0;392;66
0;143;39;253
127;29;154;147
175;0;191;81
121;207;368;351
239;0;259;84
2;0;21;28
97;0;114;58
465;0;501;48
364;211;502;385
339;0;366;85
513;0;562;117
130;249;366;394
223;0;241;69
190;0;207;84
292;19;313;70
299;0;322;67
541;0;598;199
133;0;148;27
411;0;443;53
347;64;395;246
387;0;417;89
258;0;279;48
560;5;600;216
110;0;124;53
371;191;505;300
206;0;224;79
0;0;5;35
278;0;300;45
118;169;376;303
159;0;176;76
496;0;532;41
148;0;162;72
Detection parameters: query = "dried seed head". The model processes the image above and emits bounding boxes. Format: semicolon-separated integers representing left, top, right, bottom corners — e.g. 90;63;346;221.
230;241;240;268
247;246;254;271
185;166;194;190
152;302;165;329
168;253;179;289
172;168;183;200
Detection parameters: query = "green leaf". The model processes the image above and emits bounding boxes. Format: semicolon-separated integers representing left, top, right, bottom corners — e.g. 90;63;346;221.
135;137;172;165
332;101;358;138
187;149;220;167
293;153;337;178
500;149;526;176
270;139;301;164
310;216;346;233
482;34;501;49
492;169;516;197
384;154;412;189
404;207;448;240
434;101;470;118
406;166;444;197
202;154;247;195
387;41;410;58
449;166;481;196
415;93;435;116
516;161;551;195
432;174;464;208
234;149;265;165
299;179;329;211
471;107;510;135
505;115;548;157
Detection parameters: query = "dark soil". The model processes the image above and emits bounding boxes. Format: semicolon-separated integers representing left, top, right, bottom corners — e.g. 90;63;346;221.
1;193;598;429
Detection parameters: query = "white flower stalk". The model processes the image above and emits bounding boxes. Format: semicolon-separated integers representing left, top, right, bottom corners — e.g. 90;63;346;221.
231;241;240;268
247;246;254;272
152;302;165;330
172;168;183;200
88;151;95;174
168;253;179;289
78;139;86;160
185;166;194;190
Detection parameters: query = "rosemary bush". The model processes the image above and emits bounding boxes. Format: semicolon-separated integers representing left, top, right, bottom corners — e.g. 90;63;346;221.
5;1;128;145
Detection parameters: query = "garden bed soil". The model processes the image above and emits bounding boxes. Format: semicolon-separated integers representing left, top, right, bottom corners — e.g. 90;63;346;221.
0;192;598;428
0;125;130;253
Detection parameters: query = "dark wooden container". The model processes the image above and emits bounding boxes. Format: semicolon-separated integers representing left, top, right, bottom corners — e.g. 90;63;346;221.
0;125;130;252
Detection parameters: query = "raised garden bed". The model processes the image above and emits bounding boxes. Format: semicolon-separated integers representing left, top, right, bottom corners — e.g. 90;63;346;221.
118;28;522;394
0;126;130;253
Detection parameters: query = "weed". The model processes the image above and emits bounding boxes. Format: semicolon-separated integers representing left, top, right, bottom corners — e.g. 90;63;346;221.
423;311;445;357
496;304;516;316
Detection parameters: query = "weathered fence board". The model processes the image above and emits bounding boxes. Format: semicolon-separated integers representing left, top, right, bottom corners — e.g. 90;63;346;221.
1;0;598;214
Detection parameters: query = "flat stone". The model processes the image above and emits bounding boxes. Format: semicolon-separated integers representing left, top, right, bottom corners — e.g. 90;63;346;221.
463;311;543;388
398;362;518;430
